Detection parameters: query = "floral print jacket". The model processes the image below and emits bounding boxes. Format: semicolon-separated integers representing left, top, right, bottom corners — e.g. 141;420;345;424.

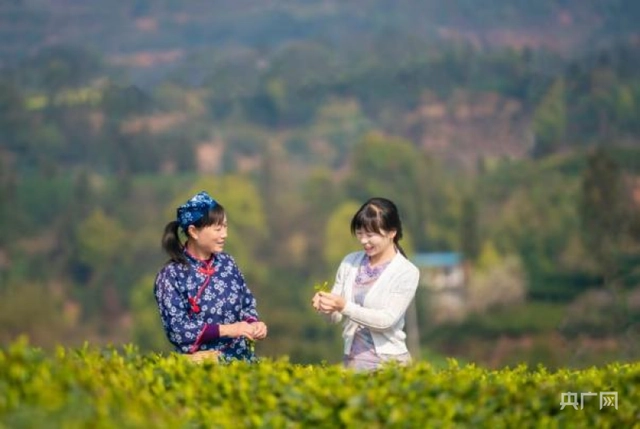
154;250;259;361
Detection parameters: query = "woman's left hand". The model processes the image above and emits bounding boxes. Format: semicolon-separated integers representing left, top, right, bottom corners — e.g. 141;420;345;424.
317;292;346;313
251;321;268;340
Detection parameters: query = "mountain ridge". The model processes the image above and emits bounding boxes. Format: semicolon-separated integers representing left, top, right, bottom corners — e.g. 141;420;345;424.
2;0;638;82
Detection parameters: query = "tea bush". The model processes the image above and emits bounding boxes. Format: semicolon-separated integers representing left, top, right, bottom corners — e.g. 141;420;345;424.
1;338;638;428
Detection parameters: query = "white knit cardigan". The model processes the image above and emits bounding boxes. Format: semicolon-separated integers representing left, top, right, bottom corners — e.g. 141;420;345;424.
327;250;420;356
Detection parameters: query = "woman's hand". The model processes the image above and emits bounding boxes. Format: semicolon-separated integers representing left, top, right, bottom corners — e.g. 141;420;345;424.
315;292;346;313
311;292;322;311
221;321;256;340
250;321;268;340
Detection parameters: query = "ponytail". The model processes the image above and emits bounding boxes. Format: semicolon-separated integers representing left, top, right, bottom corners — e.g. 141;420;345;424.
161;220;187;264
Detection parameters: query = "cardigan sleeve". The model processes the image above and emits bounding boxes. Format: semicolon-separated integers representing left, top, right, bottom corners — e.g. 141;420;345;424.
154;268;215;352
325;259;348;324
340;266;419;331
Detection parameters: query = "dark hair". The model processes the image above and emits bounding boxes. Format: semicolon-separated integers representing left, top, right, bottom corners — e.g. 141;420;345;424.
161;203;226;264
350;197;406;256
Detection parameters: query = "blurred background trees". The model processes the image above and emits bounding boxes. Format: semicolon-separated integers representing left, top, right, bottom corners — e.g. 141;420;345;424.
1;0;639;368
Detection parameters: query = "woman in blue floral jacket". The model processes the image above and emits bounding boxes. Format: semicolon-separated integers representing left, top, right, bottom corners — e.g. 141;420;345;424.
154;191;268;361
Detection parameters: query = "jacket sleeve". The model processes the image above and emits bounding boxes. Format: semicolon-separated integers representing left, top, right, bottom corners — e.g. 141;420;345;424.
229;256;260;323
340;266;419;331
325;259;348;324
154;269;214;353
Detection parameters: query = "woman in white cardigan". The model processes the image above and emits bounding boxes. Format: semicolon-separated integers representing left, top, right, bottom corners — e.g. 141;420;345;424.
312;197;420;370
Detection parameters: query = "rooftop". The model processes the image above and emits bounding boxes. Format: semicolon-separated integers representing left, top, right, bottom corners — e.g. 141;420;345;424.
411;252;463;268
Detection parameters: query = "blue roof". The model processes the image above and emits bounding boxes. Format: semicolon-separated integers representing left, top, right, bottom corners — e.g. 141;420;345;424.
411;252;462;267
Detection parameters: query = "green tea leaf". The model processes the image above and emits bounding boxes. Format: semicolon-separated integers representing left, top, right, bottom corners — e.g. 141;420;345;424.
313;281;330;292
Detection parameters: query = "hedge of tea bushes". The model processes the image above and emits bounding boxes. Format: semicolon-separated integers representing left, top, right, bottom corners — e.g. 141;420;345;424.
0;339;638;428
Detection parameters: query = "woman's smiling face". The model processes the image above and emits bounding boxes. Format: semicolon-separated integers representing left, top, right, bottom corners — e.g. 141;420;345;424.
355;227;396;259
188;216;228;258
199;218;228;254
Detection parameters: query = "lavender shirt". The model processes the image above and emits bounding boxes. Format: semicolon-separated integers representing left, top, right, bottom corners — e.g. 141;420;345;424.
345;257;411;370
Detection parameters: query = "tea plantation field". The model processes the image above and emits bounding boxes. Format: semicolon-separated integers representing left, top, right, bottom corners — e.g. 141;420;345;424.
1;339;638;428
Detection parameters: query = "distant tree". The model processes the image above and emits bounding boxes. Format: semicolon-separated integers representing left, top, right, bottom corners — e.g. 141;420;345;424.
485;162;585;300
0;79;32;160
466;255;527;313
28;122;65;173
23;45;104;91
100;84;158;174
475;240;502;271
75;209;126;275
579;147;630;281
258;138;294;268
308;98;373;168
130;0;152;18
52;169;96;267
202;50;262;103
101;84;156;120
589;54;619;139
300;168;346;277
72;208;127;320
460;196;480;261
0;81;24;242
531;78;566;158
0;282;69;349
0;161;17;246
267;42;339;90
345;132;432;250
130;274;171;352
324;201;362;269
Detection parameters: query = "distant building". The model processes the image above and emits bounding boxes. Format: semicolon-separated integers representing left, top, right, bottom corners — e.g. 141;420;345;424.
411;251;468;323
412;252;466;291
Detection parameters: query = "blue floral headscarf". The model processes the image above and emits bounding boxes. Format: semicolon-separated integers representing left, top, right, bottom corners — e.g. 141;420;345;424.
177;191;218;232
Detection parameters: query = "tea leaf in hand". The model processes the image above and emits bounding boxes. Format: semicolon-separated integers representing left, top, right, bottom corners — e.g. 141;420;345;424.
314;281;330;292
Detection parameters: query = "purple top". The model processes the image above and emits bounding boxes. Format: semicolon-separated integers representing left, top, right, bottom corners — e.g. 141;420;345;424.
347;258;391;366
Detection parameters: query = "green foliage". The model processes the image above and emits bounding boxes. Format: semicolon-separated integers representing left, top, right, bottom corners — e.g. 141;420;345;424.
75;209;126;270
0;340;638;428
480;157;598;300
559;289;640;338
129;275;171;353
346;132;439;250
459;196;480;261
0;284;71;348
314;98;371;142
475;240;502;271
579;147;632;278
13;174;76;231
427;302;567;341
532;78;566;158
0;80;30;148
22;45;104;91
323;201;361;268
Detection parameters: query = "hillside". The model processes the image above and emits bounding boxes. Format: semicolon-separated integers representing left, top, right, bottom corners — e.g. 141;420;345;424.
1;0;638;84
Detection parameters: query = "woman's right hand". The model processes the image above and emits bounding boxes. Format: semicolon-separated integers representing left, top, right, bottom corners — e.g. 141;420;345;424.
316;292;345;313
311;293;322;311
220;321;256;340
